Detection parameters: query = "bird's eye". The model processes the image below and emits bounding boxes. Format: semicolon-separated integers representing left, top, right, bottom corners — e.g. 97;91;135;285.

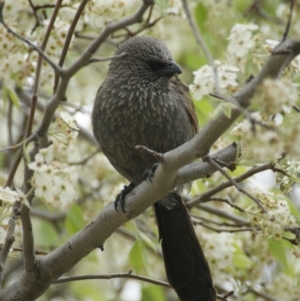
147;61;167;70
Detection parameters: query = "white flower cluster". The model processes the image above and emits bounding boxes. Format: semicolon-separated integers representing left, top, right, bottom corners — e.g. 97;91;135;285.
254;78;299;118
230;113;262;138
85;0;138;29
167;0;183;16
227;23;259;67
246;186;296;239
231;124;283;162
0;186;19;205
29;147;77;210
29;113;79;210
0;0;83;89
0;187;21;244
0;22;34;87
277;161;300;196
189;60;239;100
200;231;235;284
48;112;79;146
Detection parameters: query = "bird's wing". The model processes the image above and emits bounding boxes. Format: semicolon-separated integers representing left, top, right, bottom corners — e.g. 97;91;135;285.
171;76;199;135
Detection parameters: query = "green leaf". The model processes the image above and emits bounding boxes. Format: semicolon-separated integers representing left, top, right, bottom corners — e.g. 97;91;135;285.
268;238;288;270
2;85;8;100
129;240;146;273
286;198;300;219
194;2;208;31
194;98;214;125
142;285;166;301
155;0;168;13
23;140;31;164
37;220;59;247
232;242;251;269
223;103;233;118
65;204;85;235
232;250;251;268
138;231;157;253
2;85;20;109
7;87;20;108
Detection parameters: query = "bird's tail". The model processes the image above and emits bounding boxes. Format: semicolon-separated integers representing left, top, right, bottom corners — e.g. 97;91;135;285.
154;193;216;301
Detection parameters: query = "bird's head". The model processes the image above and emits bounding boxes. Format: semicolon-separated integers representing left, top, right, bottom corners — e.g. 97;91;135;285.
108;36;182;87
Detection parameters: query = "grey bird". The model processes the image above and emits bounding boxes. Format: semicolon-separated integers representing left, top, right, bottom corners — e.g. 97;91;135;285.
92;36;216;301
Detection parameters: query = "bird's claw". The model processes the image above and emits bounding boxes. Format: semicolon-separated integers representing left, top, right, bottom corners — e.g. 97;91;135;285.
143;162;159;183
114;183;135;213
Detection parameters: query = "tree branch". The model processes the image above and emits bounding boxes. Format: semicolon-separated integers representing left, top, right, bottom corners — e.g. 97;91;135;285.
54;271;171;287
202;156;267;213
0;201;21;287
188;162;277;207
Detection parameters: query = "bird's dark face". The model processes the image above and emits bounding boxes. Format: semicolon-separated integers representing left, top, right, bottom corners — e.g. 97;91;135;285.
108;36;182;86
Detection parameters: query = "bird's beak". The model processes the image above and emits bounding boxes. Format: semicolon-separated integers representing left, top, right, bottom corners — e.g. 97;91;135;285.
159;61;182;76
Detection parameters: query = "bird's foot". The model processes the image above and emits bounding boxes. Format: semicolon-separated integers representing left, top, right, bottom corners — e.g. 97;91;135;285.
143;162;159;183
115;183;135;213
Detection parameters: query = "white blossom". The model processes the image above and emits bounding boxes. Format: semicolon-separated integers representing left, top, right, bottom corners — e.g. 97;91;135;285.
48;113;79;146
227;23;259;58
167;0;183;16
0;186;18;204
254;78;299;116
190;61;239;100
230;112;262;138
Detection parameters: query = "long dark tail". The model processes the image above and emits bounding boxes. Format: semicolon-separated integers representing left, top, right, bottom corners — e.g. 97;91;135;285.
154;193;216;301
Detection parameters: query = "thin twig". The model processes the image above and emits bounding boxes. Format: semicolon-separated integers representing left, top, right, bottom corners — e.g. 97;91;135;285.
208;197;245;212
34;3;68;10
54;271;171;288
188;162;275;207
196;203;249;225
292;105;300;112
193;219;255;233
74;32;96;40
281;0;294;42
210;92;276;132
27;0;41;33
0;200;21;287
192;215;250;228
88;52;128;64
11;247;48;255
245;0;282;24
5;152;22;188
6;97;13;167
217;290;234;301
181;0;219;94
135;145;164;163
69;150;100;165
0;132;37;153
53;0;89;92
247;286;280;301
203;156;267;213
113;4;161;39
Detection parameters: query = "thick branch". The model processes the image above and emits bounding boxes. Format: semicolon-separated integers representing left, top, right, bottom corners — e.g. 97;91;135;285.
175;143;238;186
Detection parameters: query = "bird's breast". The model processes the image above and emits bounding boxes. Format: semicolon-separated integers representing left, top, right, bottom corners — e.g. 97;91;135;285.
93;83;194;182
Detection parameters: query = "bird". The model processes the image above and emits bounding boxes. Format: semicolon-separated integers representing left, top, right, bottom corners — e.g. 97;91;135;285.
92;36;216;301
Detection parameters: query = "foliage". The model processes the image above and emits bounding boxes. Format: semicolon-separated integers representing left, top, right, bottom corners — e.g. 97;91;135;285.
0;0;300;300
